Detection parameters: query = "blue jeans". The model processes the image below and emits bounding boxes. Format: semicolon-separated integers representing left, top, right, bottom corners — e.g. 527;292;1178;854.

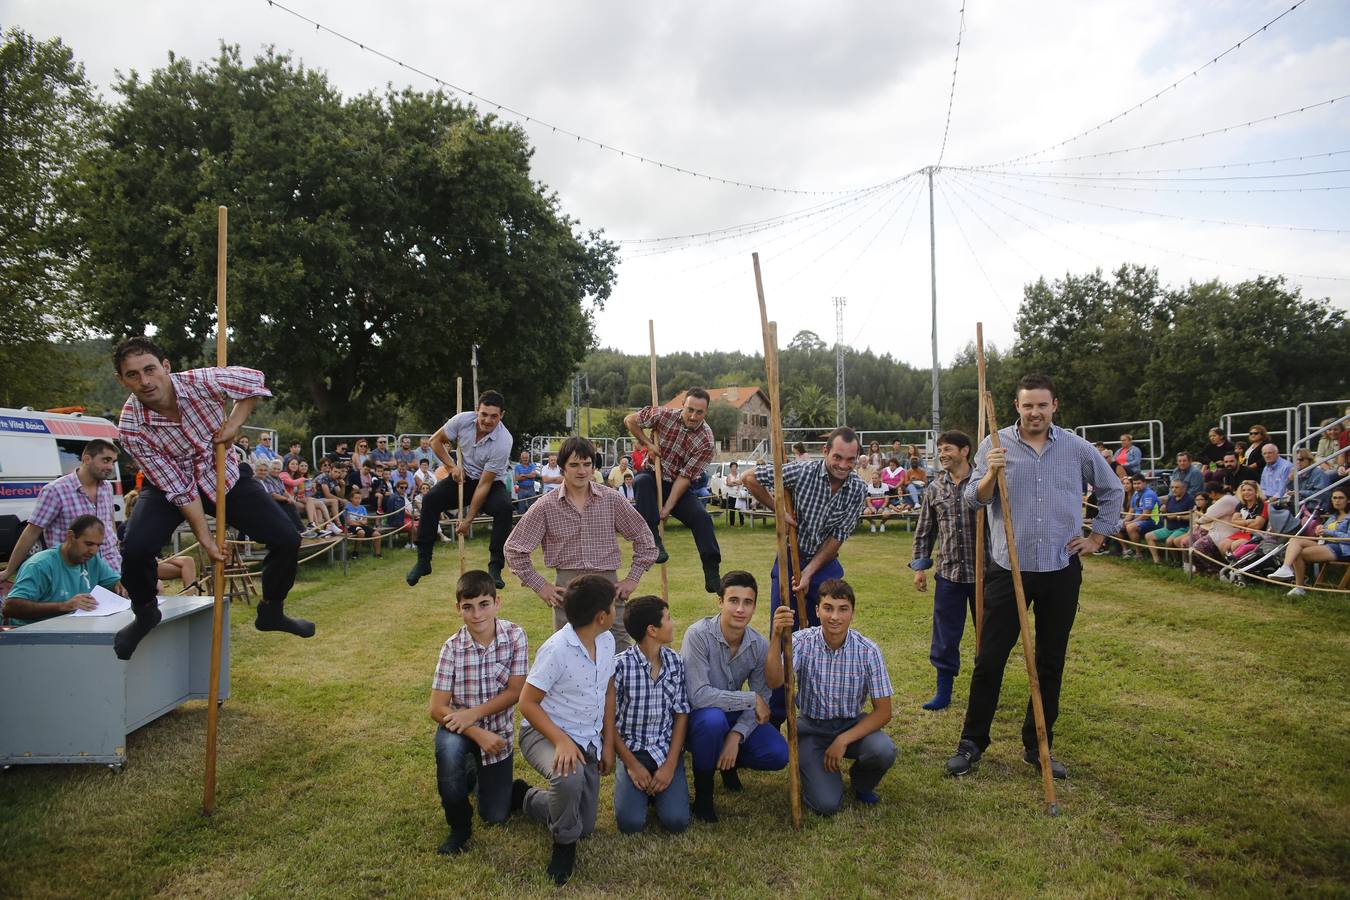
797;715;896;816
687;708;788;772
931;576;977;676
434;729;513;824
515;484;537;513
906;483;924;507
769;550;845;723
613;749;690;834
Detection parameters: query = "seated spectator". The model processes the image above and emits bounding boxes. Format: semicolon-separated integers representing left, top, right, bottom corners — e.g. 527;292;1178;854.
324;440;351;467
1219;452;1258;494
1199;427;1234;469
263;458;305;532
1168;491;1211;553
619;472;637;504
1258;443;1293;503
880;458;904;498
1217;481;1267;557
233;434;252;466
794;442;810;461
1145;479;1194;563
607;455;633;489
350;438;371;474
1172;451;1204;499
314;460;346;532
2;516;122;625
1244;426;1270;473
369;436;394;468
1271;488;1350;596
539;452;563;494
1121;474;1161;557
864;473;890;533
156;554;200;595
282;441;305;470
388;458;416;496
249;432;279;468
1294;448;1334;511
905;458;927;508
371;464;391;515
865;441;883;470
413;436;436;466
384;479;413;542
514;450;539;512
344;485;377;557
296;459;340;535
1115;433;1142;477
1316;419;1345;462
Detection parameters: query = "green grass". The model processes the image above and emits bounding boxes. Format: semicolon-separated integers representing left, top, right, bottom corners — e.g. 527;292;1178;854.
2;524;1348;898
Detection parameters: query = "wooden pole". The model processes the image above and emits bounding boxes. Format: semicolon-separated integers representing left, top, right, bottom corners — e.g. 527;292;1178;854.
647;321;669;602
982;387;1059;816
974;323;987;655
202;205;228;816
752;254;803;830
456;377;466;577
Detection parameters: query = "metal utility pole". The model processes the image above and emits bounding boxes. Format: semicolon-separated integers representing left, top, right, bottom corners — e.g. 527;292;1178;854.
833;296;846;426
927;167;940;434
471;343;479;404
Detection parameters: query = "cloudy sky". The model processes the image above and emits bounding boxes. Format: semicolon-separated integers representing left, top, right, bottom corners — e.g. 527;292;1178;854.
10;0;1349;366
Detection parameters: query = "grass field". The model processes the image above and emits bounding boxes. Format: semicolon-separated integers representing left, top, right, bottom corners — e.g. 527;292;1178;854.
2;523;1348;898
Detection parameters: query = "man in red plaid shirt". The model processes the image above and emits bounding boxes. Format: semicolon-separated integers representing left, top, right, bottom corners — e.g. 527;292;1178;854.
112;337;314;660
623;388;721;593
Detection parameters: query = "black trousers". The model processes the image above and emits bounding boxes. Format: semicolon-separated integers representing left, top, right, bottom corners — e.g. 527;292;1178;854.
960;557;1081;752
415;476;513;568
122;473;300;609
633;472;721;564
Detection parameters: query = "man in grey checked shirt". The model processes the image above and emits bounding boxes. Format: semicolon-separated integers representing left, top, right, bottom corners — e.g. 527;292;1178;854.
946;374;1123;781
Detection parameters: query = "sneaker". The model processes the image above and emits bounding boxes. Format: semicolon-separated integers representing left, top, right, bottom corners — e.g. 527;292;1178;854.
1269;565;1295;581
1182;562;1194;575
1092;546;1110;556
854;788;881;805
944;739;981;777
1121;549;1136;559
1287;587;1307;597
1022;746;1068;780
879;524;886;532
301;528;318;539
654;540;669;565
869;524;877;533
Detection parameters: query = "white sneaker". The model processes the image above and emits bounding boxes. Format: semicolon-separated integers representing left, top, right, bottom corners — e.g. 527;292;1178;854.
1287;587;1307;597
1269;565;1295;581
880;524;886;532
870;524;877;533
1182;562;1194;575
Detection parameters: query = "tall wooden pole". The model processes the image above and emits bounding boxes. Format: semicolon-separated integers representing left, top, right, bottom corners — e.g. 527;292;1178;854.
752;254;803;829
456;377;466;577
647;321;669;602
973;323;987;655
202;205;228;816
982;387;1059;816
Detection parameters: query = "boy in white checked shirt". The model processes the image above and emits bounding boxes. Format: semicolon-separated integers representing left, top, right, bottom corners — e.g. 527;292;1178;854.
765;579;896;816
612;595;691;835
428;570;529;856
514;574;618;886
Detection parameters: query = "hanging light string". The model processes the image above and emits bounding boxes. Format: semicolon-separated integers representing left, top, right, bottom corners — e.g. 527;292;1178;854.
952;154;1350;181
934;0;968;167
976;0;1314;168
958;166;1350;195
935;176;1017;318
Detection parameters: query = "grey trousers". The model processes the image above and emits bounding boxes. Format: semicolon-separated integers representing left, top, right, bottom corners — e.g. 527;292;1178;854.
552;568;630;652
797;714;897;816
519;723;600;844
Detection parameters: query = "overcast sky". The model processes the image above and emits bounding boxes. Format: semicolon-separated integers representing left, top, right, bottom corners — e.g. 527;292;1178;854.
9;0;1349;366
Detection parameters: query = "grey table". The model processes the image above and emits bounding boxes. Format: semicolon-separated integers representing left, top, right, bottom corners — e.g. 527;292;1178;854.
0;596;230;769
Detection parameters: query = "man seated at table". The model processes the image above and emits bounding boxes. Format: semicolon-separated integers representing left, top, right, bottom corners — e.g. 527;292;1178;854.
2;515;122;626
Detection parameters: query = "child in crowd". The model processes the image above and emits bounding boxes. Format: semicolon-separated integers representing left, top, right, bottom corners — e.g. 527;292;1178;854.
765;579;896;816
429;570;529;855
515;574;618;886
612;595;691;834
865;472;889;532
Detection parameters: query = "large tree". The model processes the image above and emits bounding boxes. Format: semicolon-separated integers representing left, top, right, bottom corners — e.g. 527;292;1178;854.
0;29;100;407
74;46;616;436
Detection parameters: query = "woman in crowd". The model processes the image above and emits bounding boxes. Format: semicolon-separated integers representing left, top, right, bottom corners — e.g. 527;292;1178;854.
905;457;928;509
723;461;746;526
1217;481;1267;557
1168;492;1210;552
880;457;905;500
1271;488;1350;597
865;440;883;470
1244;425;1270;473
1293;448;1333;511
1200;427;1234;469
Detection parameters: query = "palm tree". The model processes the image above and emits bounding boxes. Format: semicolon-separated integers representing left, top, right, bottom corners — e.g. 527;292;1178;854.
789;383;832;428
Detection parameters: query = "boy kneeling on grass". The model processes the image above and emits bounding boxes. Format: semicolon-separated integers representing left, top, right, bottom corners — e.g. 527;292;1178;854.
429;570;529;855
515;574;618;886
766;579;896;816
613;595;692;835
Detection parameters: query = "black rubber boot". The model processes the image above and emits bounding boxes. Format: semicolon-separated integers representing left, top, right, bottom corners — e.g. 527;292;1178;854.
692;769;718;822
510;778;530;814
488;562;505;590
546;841;577;886
720;768;743;793
255;599;316;638
406;542;433;586
113;605;162;661
701;556;722;594
437;799;473;855
654;535;669;565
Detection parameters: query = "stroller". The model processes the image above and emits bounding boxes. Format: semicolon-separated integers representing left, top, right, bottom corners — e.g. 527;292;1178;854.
1221;499;1318;588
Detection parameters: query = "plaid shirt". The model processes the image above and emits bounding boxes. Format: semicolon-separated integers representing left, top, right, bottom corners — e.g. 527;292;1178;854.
504;481;658;593
753;459;866;558
910;468;977;583
431;618;529;765
614;646;690;766
118;367;272;507
790;627;892;720
29;472;121;570
636;406;715;482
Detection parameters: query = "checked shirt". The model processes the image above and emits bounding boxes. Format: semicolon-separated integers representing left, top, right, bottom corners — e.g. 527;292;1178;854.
790;627;892;720
635;406;716;482
753;459;866;559
504;481;658;593
30;472;121;571
909;468;977;584
431;618;529;765
614;645;690;766
118;367;272;507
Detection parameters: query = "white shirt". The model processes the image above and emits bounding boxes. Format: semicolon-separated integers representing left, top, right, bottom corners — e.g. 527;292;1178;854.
526;623;615;751
541;463;563;493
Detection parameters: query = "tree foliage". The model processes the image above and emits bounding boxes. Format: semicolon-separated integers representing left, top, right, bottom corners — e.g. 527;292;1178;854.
73;45;616;437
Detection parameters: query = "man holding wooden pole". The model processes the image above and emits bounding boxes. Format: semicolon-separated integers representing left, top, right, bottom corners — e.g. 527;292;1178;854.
944;374;1123;782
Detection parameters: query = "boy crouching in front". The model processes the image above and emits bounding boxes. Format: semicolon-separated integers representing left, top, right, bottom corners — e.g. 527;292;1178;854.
429;570;529;854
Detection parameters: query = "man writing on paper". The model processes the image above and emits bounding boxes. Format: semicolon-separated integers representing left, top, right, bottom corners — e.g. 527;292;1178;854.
2;516;122;626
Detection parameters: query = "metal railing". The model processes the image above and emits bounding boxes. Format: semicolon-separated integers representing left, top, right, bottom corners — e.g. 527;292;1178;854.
1221;407;1295;457
310;434;396;466
1297;399;1350;443
1074;420;1166;471
1290;412;1350;511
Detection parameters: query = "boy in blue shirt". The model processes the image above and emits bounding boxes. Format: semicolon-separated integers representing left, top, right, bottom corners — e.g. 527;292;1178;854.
1122;475;1161;557
3;515;121;625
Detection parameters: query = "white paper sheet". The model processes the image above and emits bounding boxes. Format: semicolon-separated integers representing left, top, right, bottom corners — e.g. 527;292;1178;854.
70;584;132;617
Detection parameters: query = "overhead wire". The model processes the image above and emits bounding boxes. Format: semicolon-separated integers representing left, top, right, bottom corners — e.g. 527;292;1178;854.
934;1;968;167
956;151;1350;180
847;187;929;345
935;173;1017;319
960;166;1350;195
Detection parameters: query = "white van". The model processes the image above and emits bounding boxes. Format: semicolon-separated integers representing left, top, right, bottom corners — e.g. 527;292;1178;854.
0;408;125;559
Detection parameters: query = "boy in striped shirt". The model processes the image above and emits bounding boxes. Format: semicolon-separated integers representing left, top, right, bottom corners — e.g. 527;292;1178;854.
765;579;896;816
428;570;529;855
612;595;691;835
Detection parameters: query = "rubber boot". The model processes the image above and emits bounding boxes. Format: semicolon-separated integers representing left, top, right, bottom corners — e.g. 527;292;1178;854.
692;769;718;822
720;768;743;793
922;672;954;711
488;561;505;590
406;542;433;586
437;799;472;855
113;604;162;661
654;534;669;565
255;598;316;638
701;556;722;594
546;841;577;886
